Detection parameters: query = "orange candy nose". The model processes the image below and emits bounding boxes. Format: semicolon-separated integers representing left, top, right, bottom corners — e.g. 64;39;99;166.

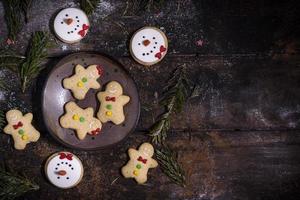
56;170;67;176
142;39;150;46
65;18;73;25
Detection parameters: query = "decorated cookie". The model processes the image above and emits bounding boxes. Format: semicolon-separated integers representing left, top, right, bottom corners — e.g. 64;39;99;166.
3;110;40;150
97;81;130;125
130;26;168;66
60;102;102;140
45;152;84;189
63;64;103;100
121;143;158;184
54;8;90;43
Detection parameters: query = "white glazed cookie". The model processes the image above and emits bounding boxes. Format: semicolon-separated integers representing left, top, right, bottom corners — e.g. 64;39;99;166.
3;110;40;150
130;26;168;66
63;64;103;100
45;152;84;189
54;8;90;43
121;143;158;184
60;102;102;140
97;81;130;125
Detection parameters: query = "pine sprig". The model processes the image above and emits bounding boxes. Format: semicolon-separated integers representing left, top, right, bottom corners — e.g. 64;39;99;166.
3;0;32;42
0;50;26;72
0;167;39;200
20;31;49;93
155;146;186;187
123;0;165;15
0;110;5;131
149;65;190;144
80;0;100;15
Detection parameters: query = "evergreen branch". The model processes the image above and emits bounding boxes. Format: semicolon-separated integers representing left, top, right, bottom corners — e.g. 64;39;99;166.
155;146;186;187
20;31;49;93
149;65;191;144
3;0;23;42
0;167;39;200
123;0;165;15
80;0;100;15
0;50;26;72
20;0;33;23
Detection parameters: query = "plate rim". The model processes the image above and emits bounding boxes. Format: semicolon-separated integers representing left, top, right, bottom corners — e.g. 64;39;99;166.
41;51;140;151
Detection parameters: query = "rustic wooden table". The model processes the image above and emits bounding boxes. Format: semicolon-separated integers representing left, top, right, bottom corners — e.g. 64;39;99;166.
0;0;300;199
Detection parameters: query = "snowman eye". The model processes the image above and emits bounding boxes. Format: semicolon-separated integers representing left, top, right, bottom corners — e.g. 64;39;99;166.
66;177;69;179
65;14;68;17
142;53;145;56
150;50;153;53
69;164;72;167
147;53;149;55
142;36;145;38
61;22;63;24
77;25;80;27
155;42;158;44
65;162;68;164
55;167;58;170
76;16;78;19
71;168;74;170
75;28;77;30
138;43;141;45
57;163;60;166
153;37;156;39
154;46;156;49
77;20;80;22
57;177;60;179
61;162;64;164
67;32;70;34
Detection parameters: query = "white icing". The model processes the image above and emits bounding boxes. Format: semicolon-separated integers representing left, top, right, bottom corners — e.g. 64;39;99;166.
46;152;83;188
54;8;89;43
131;27;167;64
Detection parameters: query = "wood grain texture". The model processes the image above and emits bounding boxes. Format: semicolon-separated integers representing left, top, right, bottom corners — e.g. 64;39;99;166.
0;0;300;199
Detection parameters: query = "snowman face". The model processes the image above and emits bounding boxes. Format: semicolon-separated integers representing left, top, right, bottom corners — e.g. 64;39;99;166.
131;27;168;65
54;8;89;43
45;152;83;189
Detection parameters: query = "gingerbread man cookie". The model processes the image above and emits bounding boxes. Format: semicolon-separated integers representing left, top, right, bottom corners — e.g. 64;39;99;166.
3;110;40;150
97;81;130;125
121;143;158;184
45;152;84;189
63;64;103;100
60;102;102;140
130;26;168;66
54;8;90;43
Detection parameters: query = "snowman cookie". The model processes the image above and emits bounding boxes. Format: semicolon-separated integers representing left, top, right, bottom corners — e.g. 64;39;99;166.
45;152;84;189
63;64;103;100
54;8;90;43
121;143;158;184
60;102;102;140
130;26;168;66
97;81;130;125
3;110;40;150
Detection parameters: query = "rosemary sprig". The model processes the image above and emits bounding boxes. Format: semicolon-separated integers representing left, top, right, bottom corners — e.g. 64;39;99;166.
0;50;26;72
0;167;39;200
123;0;165;15
20;31;49;93
3;0;32;42
155;146;186;187
149;65;190;144
80;0;100;15
0;110;5;131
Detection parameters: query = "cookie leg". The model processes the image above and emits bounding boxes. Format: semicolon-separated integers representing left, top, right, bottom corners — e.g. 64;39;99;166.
121;165;133;178
134;174;147;184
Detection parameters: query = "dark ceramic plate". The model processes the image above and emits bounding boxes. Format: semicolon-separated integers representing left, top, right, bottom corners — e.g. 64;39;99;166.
42;52;140;150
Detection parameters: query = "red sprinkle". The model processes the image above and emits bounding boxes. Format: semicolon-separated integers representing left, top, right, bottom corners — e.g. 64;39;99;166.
90;128;101;135
96;65;104;76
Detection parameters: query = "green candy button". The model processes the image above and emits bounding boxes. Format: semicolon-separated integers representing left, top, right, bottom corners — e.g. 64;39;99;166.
79;117;85;122
136;164;142;169
82;77;88;83
106;104;112;110
18;129;24;135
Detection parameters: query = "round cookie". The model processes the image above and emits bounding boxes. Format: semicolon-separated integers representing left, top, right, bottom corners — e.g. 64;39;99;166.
45;152;84;189
130;26;168;66
54;8;90;43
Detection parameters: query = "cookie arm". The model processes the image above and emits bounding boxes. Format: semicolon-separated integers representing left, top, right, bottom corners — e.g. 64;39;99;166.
120;95;130;106
24;113;33;122
128;148;138;160
75;64;85;74
149;158;158;168
3;125;13;135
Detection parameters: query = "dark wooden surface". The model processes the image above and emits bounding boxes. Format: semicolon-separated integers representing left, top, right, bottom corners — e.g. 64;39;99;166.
0;0;300;200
